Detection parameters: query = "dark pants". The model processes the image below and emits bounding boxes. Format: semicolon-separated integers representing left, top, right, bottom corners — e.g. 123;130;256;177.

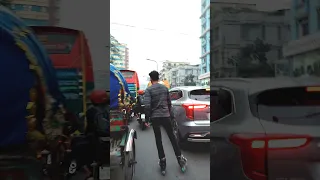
151;117;181;159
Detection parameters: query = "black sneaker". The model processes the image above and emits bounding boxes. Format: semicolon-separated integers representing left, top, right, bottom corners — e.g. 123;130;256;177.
177;155;187;173
158;158;166;175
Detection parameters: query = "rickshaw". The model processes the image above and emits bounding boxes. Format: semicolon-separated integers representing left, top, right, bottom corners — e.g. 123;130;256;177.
120;69;140;122
0;6;66;180
110;64;137;180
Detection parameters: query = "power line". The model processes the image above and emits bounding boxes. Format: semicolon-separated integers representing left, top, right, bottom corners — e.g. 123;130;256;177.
111;22;198;37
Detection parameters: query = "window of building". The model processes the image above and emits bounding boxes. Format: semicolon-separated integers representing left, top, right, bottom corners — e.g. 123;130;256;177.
277;49;283;59
261;25;265;40
214;50;219;65
241;24;259;40
298;17;309;36
277;26;281;40
214;26;219;40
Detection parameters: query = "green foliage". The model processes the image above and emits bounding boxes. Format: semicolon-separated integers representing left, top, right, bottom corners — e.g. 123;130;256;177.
227;38;274;77
184;74;196;86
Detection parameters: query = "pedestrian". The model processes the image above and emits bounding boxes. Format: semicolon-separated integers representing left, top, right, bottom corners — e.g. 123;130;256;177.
82;90;110;179
144;70;187;175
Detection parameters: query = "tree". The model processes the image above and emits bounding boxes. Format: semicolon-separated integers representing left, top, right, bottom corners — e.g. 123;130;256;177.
227;38;274;77
0;0;11;7
184;74;196;86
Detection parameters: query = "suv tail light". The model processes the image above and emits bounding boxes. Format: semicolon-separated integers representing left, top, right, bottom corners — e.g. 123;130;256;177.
229;133;311;180
182;104;208;120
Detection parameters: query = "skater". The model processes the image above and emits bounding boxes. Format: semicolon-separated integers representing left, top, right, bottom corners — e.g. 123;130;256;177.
144;70;187;175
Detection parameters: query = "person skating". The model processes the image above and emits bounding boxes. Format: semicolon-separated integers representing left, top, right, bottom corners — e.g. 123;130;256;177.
144;70;187;175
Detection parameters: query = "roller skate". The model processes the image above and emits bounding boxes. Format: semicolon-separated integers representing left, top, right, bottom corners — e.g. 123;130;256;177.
177;155;187;173
158;158;166;176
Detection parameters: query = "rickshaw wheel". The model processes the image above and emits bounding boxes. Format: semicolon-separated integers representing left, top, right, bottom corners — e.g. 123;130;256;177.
124;141;136;180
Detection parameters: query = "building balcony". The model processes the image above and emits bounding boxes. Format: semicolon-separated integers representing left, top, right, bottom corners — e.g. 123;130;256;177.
283;31;320;57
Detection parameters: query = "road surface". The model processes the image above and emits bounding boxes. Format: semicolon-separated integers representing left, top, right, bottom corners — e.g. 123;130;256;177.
112;119;210;180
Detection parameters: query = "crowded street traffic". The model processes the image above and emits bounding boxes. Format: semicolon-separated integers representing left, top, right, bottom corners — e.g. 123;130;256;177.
111;118;210;180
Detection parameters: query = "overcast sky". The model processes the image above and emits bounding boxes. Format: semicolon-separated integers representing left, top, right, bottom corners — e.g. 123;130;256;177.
110;0;202;78
58;0;291;87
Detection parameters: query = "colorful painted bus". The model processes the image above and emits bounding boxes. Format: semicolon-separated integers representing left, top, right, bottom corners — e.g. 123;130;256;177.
120;70;140;99
31;26;94;115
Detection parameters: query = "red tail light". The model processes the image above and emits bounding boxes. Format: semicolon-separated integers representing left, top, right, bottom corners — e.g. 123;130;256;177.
182;104;207;120
229;133;311;180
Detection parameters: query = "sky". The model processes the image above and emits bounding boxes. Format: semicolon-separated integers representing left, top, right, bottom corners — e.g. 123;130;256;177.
110;0;202;78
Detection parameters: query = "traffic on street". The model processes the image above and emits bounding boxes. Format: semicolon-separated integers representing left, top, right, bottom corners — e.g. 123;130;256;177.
130;118;209;180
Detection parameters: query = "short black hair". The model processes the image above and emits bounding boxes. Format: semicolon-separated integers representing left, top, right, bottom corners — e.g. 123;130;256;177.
149;70;159;81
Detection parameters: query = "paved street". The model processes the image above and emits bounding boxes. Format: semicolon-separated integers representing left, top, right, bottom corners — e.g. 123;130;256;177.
126;119;210;180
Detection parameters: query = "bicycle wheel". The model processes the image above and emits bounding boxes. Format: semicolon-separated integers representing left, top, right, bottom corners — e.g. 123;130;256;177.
124;141;136;180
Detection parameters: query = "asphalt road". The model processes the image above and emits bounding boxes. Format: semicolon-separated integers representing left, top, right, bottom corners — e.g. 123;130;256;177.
122;119;210;180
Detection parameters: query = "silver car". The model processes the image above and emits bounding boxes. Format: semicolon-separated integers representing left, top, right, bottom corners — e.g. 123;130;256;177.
210;77;320;180
169;86;210;144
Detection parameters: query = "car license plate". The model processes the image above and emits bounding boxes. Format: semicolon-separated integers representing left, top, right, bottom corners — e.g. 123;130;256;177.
99;166;110;180
141;114;145;119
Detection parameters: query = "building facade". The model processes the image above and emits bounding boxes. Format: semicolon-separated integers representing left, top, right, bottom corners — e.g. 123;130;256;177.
211;4;290;77
110;42;128;70
283;0;320;77
160;60;190;81
199;0;210;86
168;65;200;87
10;0;60;26
124;47;129;69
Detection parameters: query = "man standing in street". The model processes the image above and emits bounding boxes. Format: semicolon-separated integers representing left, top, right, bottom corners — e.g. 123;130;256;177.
144;70;187;175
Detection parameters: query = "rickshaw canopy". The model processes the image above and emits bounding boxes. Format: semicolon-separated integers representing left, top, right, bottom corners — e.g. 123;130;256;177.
110;64;131;109
0;6;64;146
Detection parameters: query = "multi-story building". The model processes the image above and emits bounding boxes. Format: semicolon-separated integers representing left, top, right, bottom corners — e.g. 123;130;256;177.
211;3;290;77
168;65;200;87
283;0;320;77
10;0;60;26
110;42;128;69
124;47;129;69
160;60;190;80
199;0;210;86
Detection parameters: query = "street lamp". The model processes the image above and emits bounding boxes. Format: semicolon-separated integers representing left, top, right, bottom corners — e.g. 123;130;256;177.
146;59;159;71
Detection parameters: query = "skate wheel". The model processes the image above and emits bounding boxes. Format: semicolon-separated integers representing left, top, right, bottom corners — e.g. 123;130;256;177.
161;171;166;176
181;167;186;173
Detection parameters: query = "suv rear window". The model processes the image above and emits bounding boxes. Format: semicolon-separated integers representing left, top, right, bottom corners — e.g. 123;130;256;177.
252;87;320;125
189;89;210;101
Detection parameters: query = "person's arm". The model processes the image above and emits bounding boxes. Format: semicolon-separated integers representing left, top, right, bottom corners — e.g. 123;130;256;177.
167;89;172;112
144;89;151;118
